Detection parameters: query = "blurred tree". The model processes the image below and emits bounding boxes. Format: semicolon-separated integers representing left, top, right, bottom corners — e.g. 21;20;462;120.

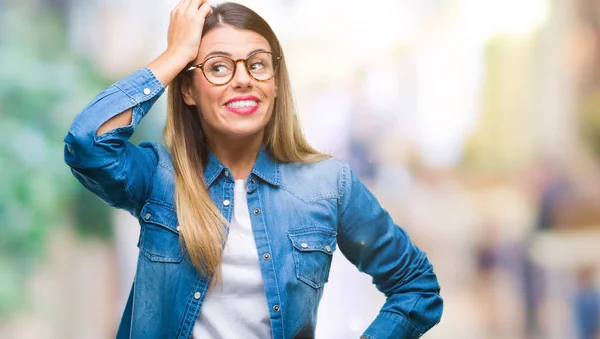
0;2;113;318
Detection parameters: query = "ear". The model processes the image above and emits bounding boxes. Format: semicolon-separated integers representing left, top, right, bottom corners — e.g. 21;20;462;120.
181;76;197;106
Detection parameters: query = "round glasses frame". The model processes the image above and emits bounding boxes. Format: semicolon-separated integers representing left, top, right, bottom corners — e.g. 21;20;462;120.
184;51;282;86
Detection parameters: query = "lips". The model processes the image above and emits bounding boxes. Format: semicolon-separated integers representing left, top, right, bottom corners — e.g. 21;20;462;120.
224;96;260;115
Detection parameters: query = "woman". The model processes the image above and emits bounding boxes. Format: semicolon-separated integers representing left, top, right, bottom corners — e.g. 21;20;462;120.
64;1;443;338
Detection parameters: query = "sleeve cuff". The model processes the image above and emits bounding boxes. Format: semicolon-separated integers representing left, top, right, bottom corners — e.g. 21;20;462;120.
92;67;164;142
113;67;164;106
361;312;420;339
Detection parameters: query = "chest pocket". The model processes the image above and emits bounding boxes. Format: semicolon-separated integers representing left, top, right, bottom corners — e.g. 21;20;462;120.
138;202;183;263
288;229;337;289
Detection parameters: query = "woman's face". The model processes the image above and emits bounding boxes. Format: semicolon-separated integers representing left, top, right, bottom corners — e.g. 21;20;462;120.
182;26;278;142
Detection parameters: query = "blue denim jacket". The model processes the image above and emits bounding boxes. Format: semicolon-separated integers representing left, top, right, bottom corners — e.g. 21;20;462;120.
63;68;442;339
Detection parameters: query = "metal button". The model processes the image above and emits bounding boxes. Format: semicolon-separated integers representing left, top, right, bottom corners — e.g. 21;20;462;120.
250;178;256;184
253;208;260;215
145;213;151;220
176;226;180;232
325;245;331;252
300;243;308;249
143;88;151;95
223;200;231;207
224;171;230;177
273;305;280;312
263;253;271;260
194;292;201;300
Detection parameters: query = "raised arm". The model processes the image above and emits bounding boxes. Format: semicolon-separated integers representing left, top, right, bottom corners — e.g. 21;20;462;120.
64;0;212;215
336;163;443;339
97;0;212;136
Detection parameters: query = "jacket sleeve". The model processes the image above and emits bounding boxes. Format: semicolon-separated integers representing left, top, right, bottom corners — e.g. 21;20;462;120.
63;68;165;216
336;162;443;339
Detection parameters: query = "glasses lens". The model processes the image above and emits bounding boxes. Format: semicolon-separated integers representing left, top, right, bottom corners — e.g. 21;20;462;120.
247;52;276;81
203;56;235;85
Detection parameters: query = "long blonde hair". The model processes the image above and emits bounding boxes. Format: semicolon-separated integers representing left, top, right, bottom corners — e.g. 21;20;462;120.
164;2;329;279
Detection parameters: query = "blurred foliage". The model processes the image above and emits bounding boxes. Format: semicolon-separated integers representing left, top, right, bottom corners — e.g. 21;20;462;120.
0;2;114;317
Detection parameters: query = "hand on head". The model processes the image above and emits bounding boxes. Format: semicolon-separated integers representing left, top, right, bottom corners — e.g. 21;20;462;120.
167;0;213;63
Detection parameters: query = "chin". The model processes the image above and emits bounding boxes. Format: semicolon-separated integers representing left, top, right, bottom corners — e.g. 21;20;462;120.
223;127;265;139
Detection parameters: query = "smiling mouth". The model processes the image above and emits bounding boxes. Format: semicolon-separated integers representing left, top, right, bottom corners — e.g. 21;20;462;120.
224;99;260;115
225;100;258;109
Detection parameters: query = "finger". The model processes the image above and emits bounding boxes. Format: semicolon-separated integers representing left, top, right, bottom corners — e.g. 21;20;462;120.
198;2;212;18
172;0;183;12
179;0;192;11
173;0;189;13
188;0;203;10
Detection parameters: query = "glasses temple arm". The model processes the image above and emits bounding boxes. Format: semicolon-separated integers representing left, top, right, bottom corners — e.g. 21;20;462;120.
185;64;203;72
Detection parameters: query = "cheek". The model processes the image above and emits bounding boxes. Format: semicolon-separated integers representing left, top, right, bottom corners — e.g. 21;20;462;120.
196;83;221;113
263;83;278;103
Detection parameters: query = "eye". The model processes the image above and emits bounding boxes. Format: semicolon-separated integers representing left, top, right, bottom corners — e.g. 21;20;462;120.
204;56;234;77
249;62;265;71
210;63;231;74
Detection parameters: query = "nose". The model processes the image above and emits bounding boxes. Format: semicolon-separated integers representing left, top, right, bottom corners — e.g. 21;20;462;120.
230;60;252;88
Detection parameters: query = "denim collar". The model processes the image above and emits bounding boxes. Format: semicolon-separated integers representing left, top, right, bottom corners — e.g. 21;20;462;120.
204;145;280;187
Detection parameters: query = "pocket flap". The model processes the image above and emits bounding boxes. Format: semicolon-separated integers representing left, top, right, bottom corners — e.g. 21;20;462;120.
140;202;179;234
288;229;337;254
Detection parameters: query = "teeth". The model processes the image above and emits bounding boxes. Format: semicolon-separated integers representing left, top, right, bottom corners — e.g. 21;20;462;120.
226;100;258;109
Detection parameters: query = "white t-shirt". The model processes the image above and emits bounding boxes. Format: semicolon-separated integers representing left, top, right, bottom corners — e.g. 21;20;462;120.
192;179;272;339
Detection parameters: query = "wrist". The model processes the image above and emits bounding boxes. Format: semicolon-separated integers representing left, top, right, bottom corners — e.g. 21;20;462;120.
147;49;192;88
164;47;196;66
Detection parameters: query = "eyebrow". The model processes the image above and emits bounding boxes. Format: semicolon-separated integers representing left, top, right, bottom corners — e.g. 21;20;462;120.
203;48;270;60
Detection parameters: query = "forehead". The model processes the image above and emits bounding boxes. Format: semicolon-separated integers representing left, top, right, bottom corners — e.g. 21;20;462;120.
199;26;270;59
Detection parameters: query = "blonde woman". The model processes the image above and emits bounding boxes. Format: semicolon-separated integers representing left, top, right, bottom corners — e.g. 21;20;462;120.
64;1;443;338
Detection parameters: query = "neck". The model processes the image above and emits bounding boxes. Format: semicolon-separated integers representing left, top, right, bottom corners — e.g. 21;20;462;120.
207;132;264;181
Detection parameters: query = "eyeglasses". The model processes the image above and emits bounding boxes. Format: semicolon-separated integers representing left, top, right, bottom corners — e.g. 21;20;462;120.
185;51;282;86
